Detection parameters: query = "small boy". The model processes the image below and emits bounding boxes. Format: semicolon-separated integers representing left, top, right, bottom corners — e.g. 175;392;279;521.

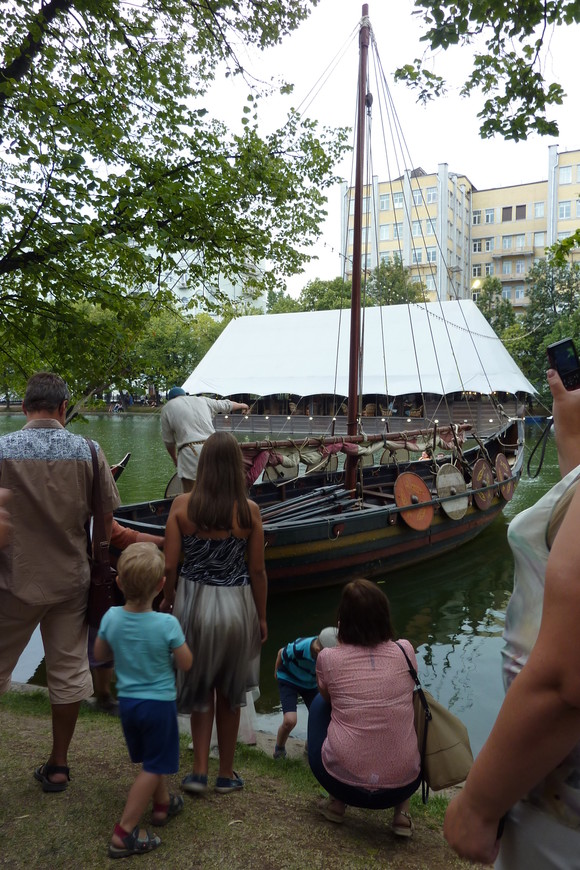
95;542;193;859
273;626;338;759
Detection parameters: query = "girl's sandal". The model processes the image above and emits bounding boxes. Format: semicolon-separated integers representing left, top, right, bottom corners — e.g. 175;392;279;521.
151;793;184;827
108;825;161;858
391;811;413;838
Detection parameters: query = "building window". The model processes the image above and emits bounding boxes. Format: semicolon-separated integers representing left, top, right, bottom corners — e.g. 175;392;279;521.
558;230;572;241
502;288;512;301
485;208;495;224
577;200;580;219
516;259;525;274
515;204;526;220
485;263;494;276
362;253;372;269
559;200;571;219
412;189;422;206
502;206;513;222
426;187;437;204
379;193;390;210
473;209;481;225
515;286;525;300
534;231;545;247
412;220;422;237
456;229;462;247
393;222;403;240
502;261;512;275
348;228;354;246
426;275;436;291
472;264;482;277
426;246;437;263
559;165;572;184
472;291;480;302
393;191;403;208
379;224;389;241
473;239;482;253
349;197;355;215
379;251;390;264
362;196;371;214
485;237;494;252
426;218;436;235
515;234;525;248
534;201;545;219
502;235;512;250
412;249;423;264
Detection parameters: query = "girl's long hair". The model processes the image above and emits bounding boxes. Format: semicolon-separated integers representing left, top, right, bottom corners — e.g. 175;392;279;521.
187;432;251;531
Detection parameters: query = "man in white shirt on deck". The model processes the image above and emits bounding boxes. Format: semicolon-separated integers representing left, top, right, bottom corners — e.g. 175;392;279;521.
161;387;249;492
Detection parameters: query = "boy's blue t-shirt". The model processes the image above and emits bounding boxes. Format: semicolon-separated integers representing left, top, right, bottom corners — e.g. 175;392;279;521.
276;636;317;690
98;607;186;701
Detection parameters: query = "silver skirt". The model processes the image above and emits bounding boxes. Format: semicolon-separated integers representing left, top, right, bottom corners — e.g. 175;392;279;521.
174;579;261;713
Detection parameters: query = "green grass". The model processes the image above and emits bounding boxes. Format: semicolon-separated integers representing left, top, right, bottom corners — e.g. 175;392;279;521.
0;691;474;870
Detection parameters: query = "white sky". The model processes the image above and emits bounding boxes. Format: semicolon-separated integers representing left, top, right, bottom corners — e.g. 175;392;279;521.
207;0;580;294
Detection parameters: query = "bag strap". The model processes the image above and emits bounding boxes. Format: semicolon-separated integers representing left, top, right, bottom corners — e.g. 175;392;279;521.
85;438;110;576
394;641;432;720
395;640;431;803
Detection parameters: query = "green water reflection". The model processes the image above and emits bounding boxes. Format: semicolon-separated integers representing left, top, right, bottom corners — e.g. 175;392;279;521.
2;413;557;753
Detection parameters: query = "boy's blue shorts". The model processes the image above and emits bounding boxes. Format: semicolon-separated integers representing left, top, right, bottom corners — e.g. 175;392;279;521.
119;698;180;775
277;679;318;714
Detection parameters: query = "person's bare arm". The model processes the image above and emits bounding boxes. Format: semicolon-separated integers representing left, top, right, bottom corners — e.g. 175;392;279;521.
173;641;193;672
162;495;187;611
247;500;267;642
274;647;283;679
230;401;249;413
164;442;178;466
444;480;580;863
94;635;113;663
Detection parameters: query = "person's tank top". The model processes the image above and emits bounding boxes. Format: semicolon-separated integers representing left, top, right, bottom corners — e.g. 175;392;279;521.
181;533;250;587
503;462;580;828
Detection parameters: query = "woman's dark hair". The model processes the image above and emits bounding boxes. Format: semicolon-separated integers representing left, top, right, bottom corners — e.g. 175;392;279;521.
23;373;70;412
337;578;394;646
187;432;251;531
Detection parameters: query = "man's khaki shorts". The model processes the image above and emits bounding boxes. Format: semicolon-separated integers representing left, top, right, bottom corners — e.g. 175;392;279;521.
0;586;93;704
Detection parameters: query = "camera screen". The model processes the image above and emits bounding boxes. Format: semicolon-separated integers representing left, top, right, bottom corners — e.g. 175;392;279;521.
551;342;579;375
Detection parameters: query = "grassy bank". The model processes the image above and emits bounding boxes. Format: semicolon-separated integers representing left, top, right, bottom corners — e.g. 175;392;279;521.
0;691;482;869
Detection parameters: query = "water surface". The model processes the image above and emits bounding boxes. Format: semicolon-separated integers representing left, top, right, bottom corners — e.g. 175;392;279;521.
2;413;557;753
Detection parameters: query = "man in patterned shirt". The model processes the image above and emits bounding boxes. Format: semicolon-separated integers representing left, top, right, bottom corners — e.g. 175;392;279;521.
0;373;120;792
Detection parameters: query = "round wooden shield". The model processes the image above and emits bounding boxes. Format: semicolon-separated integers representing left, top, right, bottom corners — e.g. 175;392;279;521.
495;453;515;501
471;458;495;510
436;464;468;520
394;472;434;530
164;473;183;498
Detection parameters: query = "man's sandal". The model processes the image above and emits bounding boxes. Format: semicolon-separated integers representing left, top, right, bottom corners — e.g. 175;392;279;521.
34;763;71;793
151;793;184;827
108;825;161;859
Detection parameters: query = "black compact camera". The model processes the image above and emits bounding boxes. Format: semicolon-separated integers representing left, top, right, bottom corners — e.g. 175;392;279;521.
546;338;580;391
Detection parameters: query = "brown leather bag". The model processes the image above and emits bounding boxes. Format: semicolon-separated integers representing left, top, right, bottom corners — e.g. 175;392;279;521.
85;438;116;629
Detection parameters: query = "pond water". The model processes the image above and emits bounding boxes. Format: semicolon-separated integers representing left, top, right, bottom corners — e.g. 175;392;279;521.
2;412;557;754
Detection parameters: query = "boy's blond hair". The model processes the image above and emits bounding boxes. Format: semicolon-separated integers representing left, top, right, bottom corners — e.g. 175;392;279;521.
117;542;164;604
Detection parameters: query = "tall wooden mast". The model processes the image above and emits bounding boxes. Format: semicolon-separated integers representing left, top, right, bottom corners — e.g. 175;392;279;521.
345;4;370;492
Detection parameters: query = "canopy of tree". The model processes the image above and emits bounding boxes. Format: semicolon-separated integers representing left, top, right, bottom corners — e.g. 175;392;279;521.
0;0;348;399
476;260;580;406
395;1;577;141
267;262;423;313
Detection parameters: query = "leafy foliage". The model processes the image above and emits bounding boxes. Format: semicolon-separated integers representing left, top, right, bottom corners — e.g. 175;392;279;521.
474;276;516;335
395;1;574;140
0;0;348;394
